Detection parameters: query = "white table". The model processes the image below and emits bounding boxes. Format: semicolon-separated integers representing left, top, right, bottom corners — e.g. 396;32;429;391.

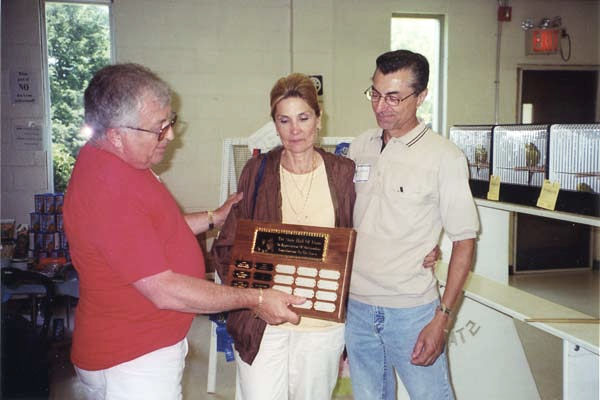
437;199;599;400
435;262;598;400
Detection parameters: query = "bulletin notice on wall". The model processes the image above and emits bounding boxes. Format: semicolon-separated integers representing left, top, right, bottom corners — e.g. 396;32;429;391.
10;70;37;104
13;121;43;151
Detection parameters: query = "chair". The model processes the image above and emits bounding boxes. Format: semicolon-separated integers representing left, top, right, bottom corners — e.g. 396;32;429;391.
1;267;56;398
1;267;56;336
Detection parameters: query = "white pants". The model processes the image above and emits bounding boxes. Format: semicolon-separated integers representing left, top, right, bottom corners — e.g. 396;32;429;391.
75;339;188;400
235;324;345;400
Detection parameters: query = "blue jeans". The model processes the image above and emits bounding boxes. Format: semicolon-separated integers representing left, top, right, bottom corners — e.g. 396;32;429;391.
345;298;454;400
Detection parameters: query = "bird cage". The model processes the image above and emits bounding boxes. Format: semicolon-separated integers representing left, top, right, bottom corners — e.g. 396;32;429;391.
548;124;600;193
548;123;600;216
492;125;550;188
449;125;494;182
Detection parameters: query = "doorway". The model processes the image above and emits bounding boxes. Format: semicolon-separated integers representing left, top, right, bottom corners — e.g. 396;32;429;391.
517;66;599;124
513;65;598;272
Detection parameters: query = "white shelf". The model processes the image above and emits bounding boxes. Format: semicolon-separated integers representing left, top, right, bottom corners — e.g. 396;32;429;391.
475;198;600;227
436;263;599;356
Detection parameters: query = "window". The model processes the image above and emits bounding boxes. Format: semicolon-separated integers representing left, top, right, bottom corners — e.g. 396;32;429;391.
391;15;444;134
43;0;113;192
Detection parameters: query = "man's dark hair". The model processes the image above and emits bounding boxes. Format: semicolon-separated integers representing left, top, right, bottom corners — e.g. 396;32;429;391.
374;50;429;94
84;63;170;138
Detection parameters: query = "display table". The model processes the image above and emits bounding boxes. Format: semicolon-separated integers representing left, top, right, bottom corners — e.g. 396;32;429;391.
437;264;598;351
435;263;598;400
436;199;599;400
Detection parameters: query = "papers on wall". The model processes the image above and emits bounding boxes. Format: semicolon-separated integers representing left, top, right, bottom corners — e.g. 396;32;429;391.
10;70;37;104
13;120;43;151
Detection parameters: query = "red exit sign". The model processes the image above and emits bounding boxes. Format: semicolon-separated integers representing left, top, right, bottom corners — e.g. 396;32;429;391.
527;29;560;54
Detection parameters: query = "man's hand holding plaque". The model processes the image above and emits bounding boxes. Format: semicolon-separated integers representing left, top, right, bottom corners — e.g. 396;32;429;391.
251;288;306;325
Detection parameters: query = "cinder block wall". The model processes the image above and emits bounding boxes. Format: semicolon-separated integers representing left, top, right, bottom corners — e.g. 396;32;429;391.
2;1;599;267
113;0;294;214
1;0;51;225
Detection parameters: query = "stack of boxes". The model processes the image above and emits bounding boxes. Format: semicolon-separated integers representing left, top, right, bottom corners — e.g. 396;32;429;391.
29;193;69;263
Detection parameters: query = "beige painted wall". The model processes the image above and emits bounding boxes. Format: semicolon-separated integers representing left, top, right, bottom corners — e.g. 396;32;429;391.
112;0;292;214
2;0;599;232
111;0;599;213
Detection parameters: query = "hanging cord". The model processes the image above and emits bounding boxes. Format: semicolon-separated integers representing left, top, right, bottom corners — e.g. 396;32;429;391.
560;29;571;62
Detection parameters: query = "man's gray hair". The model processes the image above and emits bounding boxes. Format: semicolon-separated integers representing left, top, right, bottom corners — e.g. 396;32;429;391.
84;63;171;138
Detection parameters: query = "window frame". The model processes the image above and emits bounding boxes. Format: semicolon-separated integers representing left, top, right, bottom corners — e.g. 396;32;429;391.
391;13;446;135
40;0;115;190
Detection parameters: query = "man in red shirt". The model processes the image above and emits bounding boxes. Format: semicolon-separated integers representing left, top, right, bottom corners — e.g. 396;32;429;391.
64;63;304;400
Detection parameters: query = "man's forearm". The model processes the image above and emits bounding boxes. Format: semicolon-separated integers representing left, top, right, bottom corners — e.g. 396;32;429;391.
184;211;212;235
440;238;475;310
134;269;304;325
410;239;474;366
184;192;244;235
134;269;259;314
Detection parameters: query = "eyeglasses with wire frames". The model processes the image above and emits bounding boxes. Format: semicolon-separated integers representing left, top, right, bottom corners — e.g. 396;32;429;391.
121;112;178;141
364;86;416;106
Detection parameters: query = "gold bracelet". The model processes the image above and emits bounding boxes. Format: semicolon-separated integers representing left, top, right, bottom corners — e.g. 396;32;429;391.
207;210;214;230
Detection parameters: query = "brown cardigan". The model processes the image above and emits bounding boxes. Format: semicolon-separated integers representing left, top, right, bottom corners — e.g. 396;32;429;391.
211;145;356;364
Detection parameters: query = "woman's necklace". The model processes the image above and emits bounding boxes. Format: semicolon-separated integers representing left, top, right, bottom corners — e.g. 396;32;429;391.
282;153;317;221
287;167;311;197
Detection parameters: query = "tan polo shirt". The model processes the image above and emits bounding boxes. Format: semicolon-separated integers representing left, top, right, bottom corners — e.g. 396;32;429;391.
348;123;479;308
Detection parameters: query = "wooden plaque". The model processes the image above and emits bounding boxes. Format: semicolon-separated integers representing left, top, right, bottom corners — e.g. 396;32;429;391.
226;219;356;322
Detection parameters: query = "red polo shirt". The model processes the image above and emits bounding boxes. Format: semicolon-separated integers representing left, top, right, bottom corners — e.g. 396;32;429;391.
64;143;204;370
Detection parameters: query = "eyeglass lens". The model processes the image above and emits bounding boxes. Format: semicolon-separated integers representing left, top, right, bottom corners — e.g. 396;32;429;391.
158;113;177;141
365;87;414;106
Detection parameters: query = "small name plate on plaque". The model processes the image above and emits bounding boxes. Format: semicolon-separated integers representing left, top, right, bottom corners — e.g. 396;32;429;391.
226;219;357;322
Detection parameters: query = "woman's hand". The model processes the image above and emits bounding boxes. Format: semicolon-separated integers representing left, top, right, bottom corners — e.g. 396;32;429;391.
423;245;441;269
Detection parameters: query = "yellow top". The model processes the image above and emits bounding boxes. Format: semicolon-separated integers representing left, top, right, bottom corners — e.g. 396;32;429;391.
279;162;341;330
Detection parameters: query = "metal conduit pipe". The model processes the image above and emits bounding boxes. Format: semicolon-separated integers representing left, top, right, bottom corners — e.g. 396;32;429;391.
494;6;503;124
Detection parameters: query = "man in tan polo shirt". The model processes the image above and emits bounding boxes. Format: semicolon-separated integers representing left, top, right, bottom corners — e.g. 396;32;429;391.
345;50;479;399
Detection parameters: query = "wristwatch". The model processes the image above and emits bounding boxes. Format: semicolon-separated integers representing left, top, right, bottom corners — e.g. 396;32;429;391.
438;302;452;316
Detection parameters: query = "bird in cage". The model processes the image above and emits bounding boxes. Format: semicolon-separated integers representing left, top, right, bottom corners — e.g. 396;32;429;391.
576;182;594;193
474;145;488;176
525;142;540;186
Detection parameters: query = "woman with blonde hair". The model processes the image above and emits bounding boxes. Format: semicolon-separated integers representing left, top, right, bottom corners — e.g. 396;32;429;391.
213;73;355;399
